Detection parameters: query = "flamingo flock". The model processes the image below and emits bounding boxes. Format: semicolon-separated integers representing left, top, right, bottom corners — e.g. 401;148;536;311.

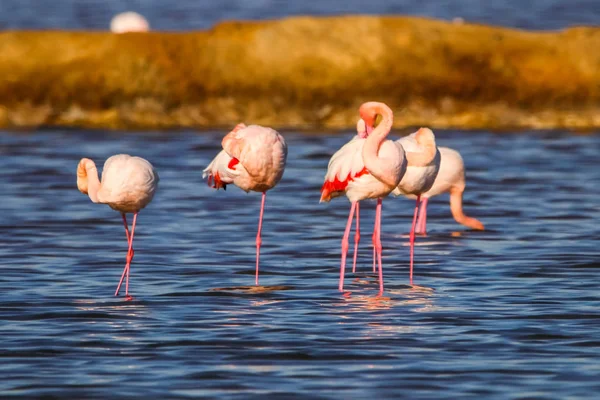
77;101;483;297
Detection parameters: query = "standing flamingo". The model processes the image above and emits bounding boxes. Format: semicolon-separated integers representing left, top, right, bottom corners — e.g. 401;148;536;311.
110;12;150;33
410;147;485;235
321;102;406;294
203;123;287;286
76;154;159;297
392;128;440;285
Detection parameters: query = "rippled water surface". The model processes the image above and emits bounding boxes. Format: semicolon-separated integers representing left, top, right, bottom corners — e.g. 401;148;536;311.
1;129;600;399
1;0;599;30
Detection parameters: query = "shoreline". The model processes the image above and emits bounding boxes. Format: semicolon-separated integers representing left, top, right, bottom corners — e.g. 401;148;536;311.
1;15;599;131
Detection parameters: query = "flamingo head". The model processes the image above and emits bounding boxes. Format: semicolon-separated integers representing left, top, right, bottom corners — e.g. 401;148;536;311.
359;103;378;135
414;127;436;148
356;118;368;138
76;158;95;194
359;101;392;136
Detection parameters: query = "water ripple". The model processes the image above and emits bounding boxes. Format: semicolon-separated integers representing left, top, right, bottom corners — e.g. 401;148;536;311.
0;129;599;398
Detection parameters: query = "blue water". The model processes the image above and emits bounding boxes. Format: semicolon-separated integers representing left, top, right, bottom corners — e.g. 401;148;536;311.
0;0;599;31
1;129;599;398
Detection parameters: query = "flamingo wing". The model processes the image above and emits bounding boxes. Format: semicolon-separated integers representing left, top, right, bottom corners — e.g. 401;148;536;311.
320;137;369;202
100;155;158;198
202;150;242;190
221;124;287;190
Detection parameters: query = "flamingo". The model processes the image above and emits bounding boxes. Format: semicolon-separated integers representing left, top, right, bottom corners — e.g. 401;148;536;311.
410;147;485;235
76;154;159;297
110;12;150;33
392;128;441;285
203;123;287;286
320;102;406;294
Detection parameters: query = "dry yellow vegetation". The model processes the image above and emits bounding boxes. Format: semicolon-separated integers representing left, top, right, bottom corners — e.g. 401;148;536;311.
0;15;599;130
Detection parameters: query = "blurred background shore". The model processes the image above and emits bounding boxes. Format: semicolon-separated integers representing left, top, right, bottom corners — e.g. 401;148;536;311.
0;0;598;131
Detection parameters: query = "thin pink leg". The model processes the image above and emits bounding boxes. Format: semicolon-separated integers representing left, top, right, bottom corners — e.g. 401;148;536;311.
352;202;360;273
255;192;266;286
339;201;357;292
371;206;379;273
115;213;132;296
375;199;384;294
121;213;135;256
115;212;137;296
416;198;428;235
409;195;420;286
373;202;381;273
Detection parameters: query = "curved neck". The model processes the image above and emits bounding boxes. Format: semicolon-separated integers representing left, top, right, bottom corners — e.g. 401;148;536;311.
362;104;396;187
449;187;484;230
78;159;101;203
405;129;437;167
405;149;435;167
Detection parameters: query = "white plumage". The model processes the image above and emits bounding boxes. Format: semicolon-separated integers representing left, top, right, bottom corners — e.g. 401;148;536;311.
76;153;158;297
393;129;441;196
203;124;287;193
97;155;159;213
202;123;287;286
110;12;150;33
322;137;406;203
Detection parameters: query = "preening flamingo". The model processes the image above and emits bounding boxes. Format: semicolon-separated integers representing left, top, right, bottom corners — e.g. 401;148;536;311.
203;123;287;286
77;154;159;297
392;128;440;285
409;147;484;234
110;12;150;33
321;102;406;294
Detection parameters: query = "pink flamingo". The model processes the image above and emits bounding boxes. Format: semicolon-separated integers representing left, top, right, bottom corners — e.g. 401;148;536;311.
77;154;159;297
110;12;150;33
203;123;287;286
320;102;406;295
411;147;485;235
392;128;440;285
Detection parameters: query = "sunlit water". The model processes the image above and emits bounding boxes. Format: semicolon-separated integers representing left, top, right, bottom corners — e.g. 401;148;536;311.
1;129;599;399
1;0;599;30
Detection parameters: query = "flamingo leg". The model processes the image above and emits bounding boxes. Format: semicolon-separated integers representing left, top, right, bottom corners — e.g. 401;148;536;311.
352;202;360;273
416;198;428;235
409;195;421;286
339;201;357;292
115;213;132;296
121;213;135;257
255;192;266;286
371;205;378;273
375;198;384;295
115;212;137;297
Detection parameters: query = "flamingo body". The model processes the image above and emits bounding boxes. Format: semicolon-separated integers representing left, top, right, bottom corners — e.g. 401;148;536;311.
76;154;158;297
110;12;150;33
203;123;287;286
389;128;441;286
392;130;441;196
203;124;287;193
321;138;406;203
95;155;158;213
321;102;406;295
408;147;485;232
416;147;464;199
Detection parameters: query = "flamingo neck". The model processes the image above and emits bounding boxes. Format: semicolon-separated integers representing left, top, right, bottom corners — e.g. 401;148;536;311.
405;129;437;167
362;104;396;187
449;187;485;230
78;159;101;203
